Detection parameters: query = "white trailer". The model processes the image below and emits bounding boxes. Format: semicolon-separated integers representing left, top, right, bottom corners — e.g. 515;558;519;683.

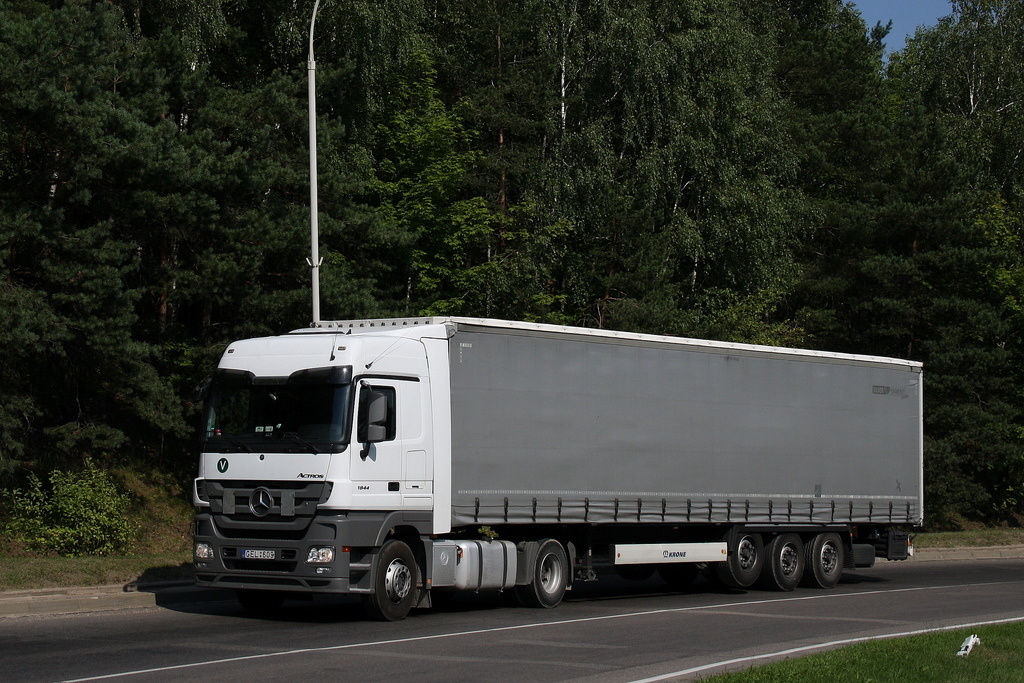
193;318;923;620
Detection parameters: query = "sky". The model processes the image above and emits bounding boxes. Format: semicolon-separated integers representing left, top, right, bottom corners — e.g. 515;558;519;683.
852;0;954;54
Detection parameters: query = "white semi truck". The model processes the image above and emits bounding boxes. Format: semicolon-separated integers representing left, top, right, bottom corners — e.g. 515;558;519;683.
193;317;923;620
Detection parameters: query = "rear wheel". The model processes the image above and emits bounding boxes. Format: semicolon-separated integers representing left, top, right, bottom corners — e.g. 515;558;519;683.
759;534;805;591
714;529;764;588
362;540;420;621
515;539;568;608
801;532;844;589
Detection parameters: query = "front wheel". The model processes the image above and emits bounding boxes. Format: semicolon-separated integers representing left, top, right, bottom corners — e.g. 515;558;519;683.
515;539;568;608
362;540;420;621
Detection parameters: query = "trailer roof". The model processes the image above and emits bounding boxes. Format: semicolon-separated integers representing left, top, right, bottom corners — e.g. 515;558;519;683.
292;317;922;370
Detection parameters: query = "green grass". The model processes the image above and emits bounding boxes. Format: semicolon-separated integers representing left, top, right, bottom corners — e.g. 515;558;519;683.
0;553;192;590
0;464;195;591
914;528;1024;549
706;622;1024;682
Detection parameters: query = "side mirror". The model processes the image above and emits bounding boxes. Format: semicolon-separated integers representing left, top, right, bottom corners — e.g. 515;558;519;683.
194;376;212;403
359;387;391;458
365;392;388;443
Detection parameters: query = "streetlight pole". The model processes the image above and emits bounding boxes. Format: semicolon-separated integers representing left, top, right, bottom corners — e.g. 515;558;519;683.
307;0;323;325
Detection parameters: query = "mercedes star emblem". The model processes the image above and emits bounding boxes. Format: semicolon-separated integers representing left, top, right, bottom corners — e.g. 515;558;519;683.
249;487;274;517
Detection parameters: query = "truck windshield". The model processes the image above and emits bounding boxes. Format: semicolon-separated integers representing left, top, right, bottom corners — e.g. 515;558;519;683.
202;381;351;454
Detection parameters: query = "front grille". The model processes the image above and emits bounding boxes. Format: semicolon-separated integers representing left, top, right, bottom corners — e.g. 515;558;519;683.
216;527;309;541
206;480;332;533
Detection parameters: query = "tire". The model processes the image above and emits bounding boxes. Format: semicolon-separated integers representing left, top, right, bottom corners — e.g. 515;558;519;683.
714;529;764;588
759;533;805;591
658;563;701;589
361;540;420;621
515;539;568;608
236;589;286;616
615;564;656;581
801;532;844;589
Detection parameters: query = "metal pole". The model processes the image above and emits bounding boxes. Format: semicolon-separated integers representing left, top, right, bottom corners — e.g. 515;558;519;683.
307;0;323;325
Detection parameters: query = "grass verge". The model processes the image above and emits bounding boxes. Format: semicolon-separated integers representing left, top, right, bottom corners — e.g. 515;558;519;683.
706;622;1024;682
0;464;194;591
913;528;1024;548
0;554;192;590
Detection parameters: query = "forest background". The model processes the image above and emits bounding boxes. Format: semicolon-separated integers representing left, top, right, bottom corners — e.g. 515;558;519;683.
1;0;1022;554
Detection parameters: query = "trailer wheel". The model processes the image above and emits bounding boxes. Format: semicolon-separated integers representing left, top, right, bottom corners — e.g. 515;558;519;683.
236;589;286;616
658;563;701;589
515;539;568;608
362;540;420;621
714;530;764;588
801;532;844;589
759;534;805;591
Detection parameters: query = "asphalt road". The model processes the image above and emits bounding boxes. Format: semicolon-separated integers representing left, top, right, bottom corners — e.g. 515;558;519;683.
2;558;1022;683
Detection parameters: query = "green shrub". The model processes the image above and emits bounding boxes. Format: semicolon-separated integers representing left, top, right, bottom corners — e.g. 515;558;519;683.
7;462;137;556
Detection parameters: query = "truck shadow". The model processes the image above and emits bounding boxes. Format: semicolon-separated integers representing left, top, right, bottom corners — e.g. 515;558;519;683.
158;570;889;622
130;562;194;587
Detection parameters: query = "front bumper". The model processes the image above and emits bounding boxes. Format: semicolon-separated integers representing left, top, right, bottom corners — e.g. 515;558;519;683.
192;511;368;594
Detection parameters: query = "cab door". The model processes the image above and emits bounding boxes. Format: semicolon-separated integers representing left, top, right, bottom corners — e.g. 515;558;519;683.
350;378;429;508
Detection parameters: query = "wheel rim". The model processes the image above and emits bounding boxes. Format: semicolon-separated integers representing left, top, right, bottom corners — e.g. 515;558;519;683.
383;558;412;603
737;537;758;571
820;541;839;575
539;551;563;595
780;543;800;577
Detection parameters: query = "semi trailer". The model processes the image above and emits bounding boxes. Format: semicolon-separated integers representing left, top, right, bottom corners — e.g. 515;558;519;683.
193;317;923;620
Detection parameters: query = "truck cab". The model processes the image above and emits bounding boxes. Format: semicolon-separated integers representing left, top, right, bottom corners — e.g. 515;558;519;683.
193;324;445;617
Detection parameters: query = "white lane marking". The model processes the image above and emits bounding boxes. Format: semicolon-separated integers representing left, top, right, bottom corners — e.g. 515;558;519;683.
630;615;1024;682
61;579;1020;682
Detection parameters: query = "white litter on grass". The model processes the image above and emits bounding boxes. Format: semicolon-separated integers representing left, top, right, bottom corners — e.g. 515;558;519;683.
956;634;981;657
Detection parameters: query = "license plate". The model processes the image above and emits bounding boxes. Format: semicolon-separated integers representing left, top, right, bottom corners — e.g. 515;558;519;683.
242;549;276;560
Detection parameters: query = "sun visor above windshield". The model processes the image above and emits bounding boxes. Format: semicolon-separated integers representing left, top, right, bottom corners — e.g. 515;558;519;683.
220;335;342;377
287;366;352;385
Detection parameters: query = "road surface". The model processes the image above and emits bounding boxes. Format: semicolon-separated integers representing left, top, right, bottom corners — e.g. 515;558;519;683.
2;558;1022;682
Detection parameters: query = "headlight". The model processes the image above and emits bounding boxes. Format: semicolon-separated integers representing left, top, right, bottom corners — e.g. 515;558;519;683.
306;546;336;564
194;542;214;560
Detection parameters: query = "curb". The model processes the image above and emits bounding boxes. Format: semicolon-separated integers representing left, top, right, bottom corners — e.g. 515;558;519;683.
0;582;229;618
911;545;1024;562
